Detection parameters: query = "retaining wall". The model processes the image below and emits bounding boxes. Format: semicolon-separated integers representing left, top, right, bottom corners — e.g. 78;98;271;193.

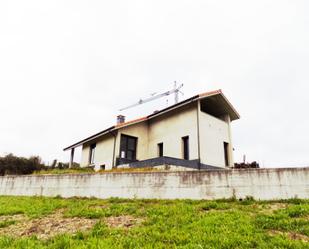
0;168;308;200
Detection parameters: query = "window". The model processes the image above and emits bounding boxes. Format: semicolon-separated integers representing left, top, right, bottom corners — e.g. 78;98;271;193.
182;136;189;160
224;142;229;166
89;143;96;164
158;143;163;157
120;134;137;160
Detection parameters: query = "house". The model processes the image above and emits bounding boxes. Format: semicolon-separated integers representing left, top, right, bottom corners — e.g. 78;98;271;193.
63;89;240;171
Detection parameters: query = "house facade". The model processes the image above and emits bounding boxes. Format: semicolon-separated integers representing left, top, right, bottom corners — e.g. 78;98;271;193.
64;90;240;170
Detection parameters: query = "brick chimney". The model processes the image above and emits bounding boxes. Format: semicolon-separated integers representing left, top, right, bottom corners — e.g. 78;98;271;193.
117;115;125;124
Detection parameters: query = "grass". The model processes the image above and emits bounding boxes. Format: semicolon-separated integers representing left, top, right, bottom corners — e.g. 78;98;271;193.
33;168;95;175
0;196;308;248
33;167;160;175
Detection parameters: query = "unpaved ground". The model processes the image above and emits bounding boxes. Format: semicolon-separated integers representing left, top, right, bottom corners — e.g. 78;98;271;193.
0;209;143;239
105;215;143;228
268;230;309;243
0;209;97;240
0;214;26;223
259;203;289;214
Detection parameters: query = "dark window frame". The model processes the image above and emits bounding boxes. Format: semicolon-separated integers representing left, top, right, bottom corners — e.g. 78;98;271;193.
182;136;189;160
158;143;163;157
224;142;229;166
89;143;96;164
119;134;138;161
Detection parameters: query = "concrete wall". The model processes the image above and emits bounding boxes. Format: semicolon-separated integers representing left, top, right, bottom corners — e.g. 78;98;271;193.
0;168;308;200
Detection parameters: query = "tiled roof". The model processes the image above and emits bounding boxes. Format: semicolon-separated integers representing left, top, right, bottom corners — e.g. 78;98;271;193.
198;89;222;98
115;116;148;128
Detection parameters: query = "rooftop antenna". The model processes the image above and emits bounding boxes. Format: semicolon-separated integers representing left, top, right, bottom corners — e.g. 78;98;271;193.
119;82;184;111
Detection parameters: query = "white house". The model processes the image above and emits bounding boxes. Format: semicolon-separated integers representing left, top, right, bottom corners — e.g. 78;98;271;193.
64;89;240;171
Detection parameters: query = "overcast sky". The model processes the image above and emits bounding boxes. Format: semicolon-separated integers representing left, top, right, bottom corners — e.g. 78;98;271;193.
0;0;308;167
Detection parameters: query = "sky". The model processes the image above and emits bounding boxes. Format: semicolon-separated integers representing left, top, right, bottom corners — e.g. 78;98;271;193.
0;0;308;167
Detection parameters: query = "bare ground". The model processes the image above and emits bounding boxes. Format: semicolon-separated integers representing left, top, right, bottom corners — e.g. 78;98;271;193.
105;215;144;228
259;203;289;214
0;209;142;239
268;230;309;243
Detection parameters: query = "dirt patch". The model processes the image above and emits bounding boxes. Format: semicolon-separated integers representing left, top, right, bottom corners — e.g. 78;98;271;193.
0;214;26;223
268;230;309;243
0;209;97;240
260;203;288;214
105;215;143;229
0;210;144;239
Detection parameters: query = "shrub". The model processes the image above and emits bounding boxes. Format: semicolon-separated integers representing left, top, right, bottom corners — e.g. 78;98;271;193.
0;154;46;176
234;161;260;169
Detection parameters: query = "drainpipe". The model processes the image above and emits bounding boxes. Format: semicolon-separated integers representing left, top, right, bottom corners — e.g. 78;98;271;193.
196;101;201;170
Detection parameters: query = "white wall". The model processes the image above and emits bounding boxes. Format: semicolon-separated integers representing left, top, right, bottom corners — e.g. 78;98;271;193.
94;134;115;170
80;144;90;167
199;111;231;167
148;103;199;160
116;122;149;162
0;168;308;200
80;135;115;170
79;102;235;169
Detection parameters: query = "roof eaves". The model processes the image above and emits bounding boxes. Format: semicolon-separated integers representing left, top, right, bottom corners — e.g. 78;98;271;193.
63;89;240;151
63;126;115;151
198;89;240;120
147;94;199;119
115;116;148;129
198;89;222;98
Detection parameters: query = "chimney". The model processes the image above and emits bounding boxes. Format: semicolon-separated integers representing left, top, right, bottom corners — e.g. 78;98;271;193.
117;115;125;124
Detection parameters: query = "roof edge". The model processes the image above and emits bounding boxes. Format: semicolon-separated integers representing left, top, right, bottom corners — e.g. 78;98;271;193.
63;126;115;151
63;89;240;151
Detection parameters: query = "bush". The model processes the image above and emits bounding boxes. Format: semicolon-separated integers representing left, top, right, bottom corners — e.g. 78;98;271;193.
0;154;46;176
234;161;259;169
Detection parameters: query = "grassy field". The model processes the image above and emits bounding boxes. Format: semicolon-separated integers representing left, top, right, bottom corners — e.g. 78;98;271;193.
0;196;308;248
33;167;159;175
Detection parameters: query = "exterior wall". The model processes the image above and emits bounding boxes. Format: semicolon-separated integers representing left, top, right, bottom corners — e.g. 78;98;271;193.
93;134;115;170
80;134;115;170
148;103;199;160
1;168;308;200
80;144;90;167
79;102;234;169
199;110;232;168
115;122;149;162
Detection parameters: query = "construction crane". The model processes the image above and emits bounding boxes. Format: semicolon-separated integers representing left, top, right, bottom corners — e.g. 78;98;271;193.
119;82;184;111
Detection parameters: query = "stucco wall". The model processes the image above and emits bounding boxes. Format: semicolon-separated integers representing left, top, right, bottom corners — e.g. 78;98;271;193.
148;103;198;160
0;168;308;200
79;102;235;169
199;111;232;168
80;135;115;170
80;144;90;167
94;134;115;170
116;122;149;162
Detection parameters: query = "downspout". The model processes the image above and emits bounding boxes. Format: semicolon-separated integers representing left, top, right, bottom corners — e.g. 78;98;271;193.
111;130;117;168
196;100;201;170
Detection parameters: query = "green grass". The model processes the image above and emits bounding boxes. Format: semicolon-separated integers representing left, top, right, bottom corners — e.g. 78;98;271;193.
0;196;308;248
33;167;159;175
33;168;95;175
0;220;16;228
